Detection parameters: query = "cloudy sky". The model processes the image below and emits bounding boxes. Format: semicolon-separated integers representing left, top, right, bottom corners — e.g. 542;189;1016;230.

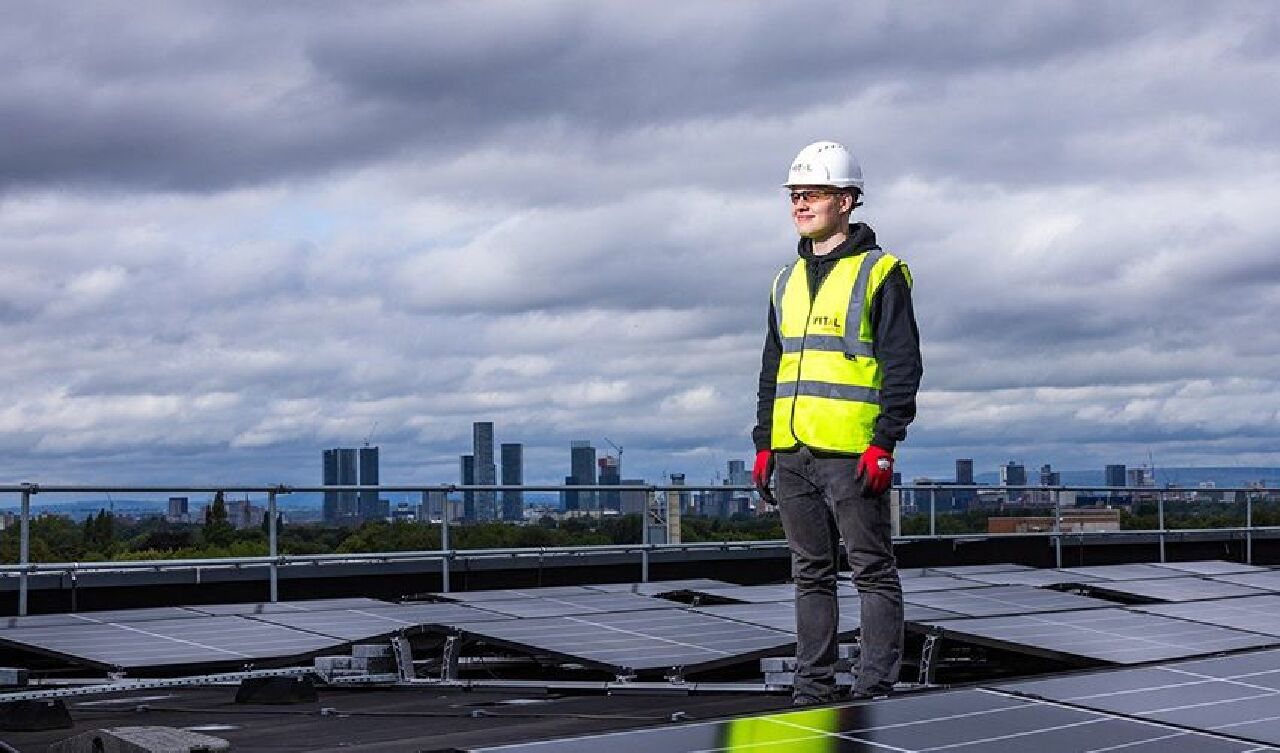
2;1;1278;490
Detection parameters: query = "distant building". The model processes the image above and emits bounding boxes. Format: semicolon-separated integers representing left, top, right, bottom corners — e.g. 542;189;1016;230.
473;422;497;521
1105;464;1127;488
421;490;449;522
564;441;597;511
226;498;264;529
727;460;749;488
955;459;974;485
1039;464;1061;486
669;473;690;516
1127;467;1155;488
460;454;475;520
167;496;189;523
358;446;380;522
1000;461;1027;487
501;442;524;521
323;448;358;525
619;479;647;516
598;454;621;511
392;501;416;522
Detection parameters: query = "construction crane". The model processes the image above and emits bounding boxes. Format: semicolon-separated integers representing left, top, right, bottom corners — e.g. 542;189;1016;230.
363;421;379;448
603;437;623;474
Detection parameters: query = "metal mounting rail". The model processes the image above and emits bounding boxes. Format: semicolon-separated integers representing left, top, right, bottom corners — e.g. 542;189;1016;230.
0;667;311;704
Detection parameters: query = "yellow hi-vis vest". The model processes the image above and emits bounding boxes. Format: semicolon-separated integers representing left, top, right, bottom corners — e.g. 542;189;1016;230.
723;706;840;750
770;249;911;454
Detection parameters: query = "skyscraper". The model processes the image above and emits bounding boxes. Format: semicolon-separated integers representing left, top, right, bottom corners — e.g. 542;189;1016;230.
323;448;358;525
501;442;524;521
1000;461;1027;487
473;422;497;521
567;440;597;511
1040;463;1061;486
358;446;380;522
1105;464;1127;488
598;455;621;511
955;459;974;485
460;454;475;520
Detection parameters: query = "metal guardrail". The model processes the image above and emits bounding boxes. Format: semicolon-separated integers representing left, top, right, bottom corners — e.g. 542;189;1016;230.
1;482;1277;616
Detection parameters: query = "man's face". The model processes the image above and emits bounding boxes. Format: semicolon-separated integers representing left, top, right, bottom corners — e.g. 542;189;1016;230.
789;186;849;239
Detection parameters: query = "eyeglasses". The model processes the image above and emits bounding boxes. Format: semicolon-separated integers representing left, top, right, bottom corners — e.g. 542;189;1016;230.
788;189;839;204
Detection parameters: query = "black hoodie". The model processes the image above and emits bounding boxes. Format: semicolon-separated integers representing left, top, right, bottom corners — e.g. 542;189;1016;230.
752;222;922;454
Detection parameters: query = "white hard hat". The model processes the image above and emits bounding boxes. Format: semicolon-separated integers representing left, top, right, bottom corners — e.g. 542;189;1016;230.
784;141;864;192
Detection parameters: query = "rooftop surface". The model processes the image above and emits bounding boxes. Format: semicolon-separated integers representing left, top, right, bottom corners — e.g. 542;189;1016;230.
4;560;1280;751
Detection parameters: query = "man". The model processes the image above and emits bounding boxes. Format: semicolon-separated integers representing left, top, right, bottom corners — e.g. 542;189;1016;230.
752;140;922;705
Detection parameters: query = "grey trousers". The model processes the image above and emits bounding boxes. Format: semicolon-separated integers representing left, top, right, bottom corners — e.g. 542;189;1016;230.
776;446;904;699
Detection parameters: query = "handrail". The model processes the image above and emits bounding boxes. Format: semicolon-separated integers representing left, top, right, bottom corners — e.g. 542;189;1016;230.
3;481;1278;615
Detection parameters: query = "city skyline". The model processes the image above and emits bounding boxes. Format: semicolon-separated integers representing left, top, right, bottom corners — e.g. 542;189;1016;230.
1;4;1277;487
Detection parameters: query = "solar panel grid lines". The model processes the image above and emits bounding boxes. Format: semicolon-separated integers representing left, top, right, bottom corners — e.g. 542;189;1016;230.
0;607;207;630
246;603;513;641
691;599;962;636
997;649;1280;748
0;615;344;670
462;593;684;619
1211;571;1280;593
445;609;796;673
463;687;1273;752
438;586;606;603
585;579;735;595
902;585;1115;618
918;608;1279;665
1084;577;1271;604
957;569;1108;588
1058;564;1194;582
1134;595;1280;637
924;563;1035;577
1151;561;1269;576
184;597;393;616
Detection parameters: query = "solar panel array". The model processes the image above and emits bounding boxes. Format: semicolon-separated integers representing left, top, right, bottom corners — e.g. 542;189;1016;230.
0;615;343;669
586;578;733;595
903;585;1114;618
1085;576;1268;604
953;568;1106;588
460;592;682;619
465;687;1270;752
1001;648;1280;748
185;597;392;616
448;609;797;672
1212;570;1280;593
249;603;512;642
1059;563;1189;581
692;598;958;636
1153;560;1267;576
1135;594;1280;637
918;607;1278;664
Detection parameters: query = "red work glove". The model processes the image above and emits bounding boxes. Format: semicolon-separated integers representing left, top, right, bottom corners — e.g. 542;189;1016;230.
856;445;894;498
752;450;777;506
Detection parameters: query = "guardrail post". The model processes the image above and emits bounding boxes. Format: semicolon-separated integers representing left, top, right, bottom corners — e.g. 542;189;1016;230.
1053;488;1063;569
928;487;936;537
267;489;278;603
19;483;33;616
440;498;452;594
1157;490;1166;563
1246;493;1254;565
641;489;653;583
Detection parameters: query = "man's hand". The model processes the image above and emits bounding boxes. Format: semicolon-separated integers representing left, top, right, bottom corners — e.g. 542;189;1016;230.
855;445;894;498
753;450;777;506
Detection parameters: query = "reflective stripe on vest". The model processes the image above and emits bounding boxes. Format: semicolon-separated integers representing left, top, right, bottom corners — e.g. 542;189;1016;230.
770;249;909;454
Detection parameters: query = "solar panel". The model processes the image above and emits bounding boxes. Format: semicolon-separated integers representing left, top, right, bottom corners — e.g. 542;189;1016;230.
692;598;959;635
1135;595;1280;636
916;608;1277;664
185;598;392;616
464;687;1266;752
1059;564;1189;581
0;615;343;670
586;579;734;595
925;563;1033;576
446;609;795;673
897;575;991;594
436;586;605;603
903;585;1113;617
686;584;797;603
1085;576;1268;604
249;603;512;641
1000;648;1280;748
955;568;1105;587
1211;570;1280;593
460;593;681;619
1151;560;1268;576
0;607;205;629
